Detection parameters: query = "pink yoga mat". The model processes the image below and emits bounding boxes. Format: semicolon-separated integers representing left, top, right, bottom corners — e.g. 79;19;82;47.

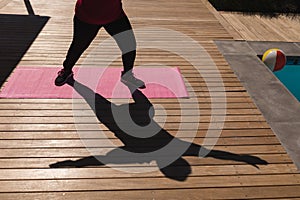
0;66;189;99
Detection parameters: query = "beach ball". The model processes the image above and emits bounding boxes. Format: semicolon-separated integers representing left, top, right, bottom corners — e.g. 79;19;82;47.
262;48;286;71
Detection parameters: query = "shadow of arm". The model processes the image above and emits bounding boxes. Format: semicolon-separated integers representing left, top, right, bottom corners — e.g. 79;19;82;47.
185;143;268;168
49;156;105;168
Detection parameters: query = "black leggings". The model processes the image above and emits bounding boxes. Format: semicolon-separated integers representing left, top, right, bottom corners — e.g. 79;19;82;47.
63;15;136;73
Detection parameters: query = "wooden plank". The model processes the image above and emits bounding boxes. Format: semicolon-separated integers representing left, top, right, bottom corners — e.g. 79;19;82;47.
0;102;258;110
0;103;256;111
0;154;293;169
0;174;300;192
200;0;243;40
0;145;287;158
0;128;276;140
0;136;280;148
0;164;298;180
0;121;271;132
1;186;300;200
0;96;256;104
0;115;267;124
0;109;262;117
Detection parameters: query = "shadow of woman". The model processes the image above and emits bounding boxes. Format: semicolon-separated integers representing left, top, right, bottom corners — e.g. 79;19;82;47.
50;78;268;181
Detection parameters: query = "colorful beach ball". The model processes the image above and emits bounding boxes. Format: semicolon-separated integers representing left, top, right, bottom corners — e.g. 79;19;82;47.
262;48;286;72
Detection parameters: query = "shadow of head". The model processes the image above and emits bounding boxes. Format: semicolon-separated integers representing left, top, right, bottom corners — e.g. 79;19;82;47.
158;158;191;181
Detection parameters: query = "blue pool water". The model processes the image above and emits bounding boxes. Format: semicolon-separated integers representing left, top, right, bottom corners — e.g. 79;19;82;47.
274;64;300;101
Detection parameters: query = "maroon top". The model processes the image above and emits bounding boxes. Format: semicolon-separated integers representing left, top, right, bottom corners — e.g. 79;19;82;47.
75;0;125;25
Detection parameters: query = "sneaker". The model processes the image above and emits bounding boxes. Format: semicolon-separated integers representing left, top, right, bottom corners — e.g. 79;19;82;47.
55;69;74;86
121;71;146;89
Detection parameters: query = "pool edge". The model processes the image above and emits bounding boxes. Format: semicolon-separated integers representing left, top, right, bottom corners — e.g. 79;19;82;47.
215;40;300;170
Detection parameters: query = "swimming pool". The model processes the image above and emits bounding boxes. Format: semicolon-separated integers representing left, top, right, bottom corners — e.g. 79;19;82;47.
274;60;300;101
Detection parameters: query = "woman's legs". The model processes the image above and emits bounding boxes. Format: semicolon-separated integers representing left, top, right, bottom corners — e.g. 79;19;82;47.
56;15;144;88
63;16;102;72
104;15;136;73
55;16;101;86
104;16;145;88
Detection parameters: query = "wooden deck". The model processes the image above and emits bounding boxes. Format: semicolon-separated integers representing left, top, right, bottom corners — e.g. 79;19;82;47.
0;0;300;199
218;11;300;41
